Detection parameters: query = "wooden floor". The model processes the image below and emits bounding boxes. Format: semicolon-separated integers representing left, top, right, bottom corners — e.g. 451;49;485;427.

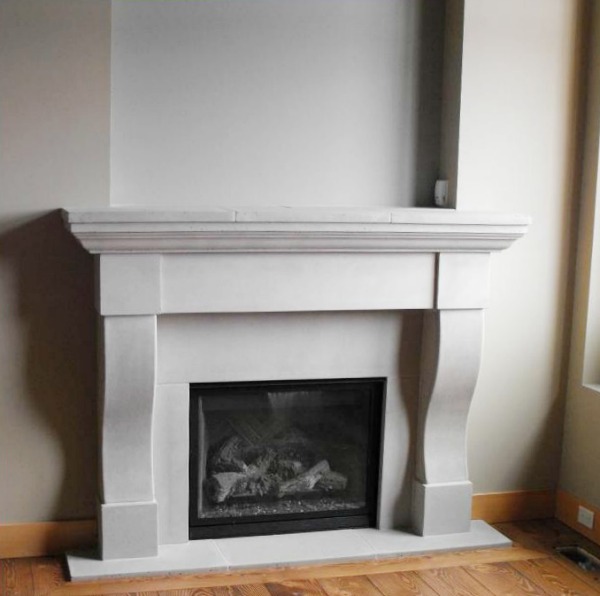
3;520;600;595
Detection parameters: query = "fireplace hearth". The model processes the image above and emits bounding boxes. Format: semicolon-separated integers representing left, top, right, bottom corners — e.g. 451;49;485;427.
190;378;384;538
62;206;529;579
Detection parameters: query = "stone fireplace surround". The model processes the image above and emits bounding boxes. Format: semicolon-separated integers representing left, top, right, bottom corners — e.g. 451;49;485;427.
63;206;528;580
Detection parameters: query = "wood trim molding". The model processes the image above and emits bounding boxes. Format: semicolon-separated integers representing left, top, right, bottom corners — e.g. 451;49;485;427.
1;491;557;559
556;489;600;546
0;520;97;559
471;490;556;524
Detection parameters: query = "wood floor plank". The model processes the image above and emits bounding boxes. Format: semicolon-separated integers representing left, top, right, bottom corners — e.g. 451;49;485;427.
465;561;549;595
317;575;384;595
510;558;600;595
31;557;65;596
2;559;17;595
156;588;231;596
417;566;495;595
265;579;328;595
156;587;271;596
1;558;35;596
160;592;198;596
107;592;163;596
110;592;160;596
231;585;272;596
154;587;259;596
165;588;235;596
367;571;441;595
552;556;600;593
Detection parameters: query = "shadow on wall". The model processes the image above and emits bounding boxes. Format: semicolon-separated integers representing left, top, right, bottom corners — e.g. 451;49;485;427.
0;211;98;521
395;311;423;528
517;389;566;493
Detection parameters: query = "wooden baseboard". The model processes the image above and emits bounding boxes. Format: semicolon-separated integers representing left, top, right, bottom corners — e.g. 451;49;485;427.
471;490;556;524
0;520;97;559
0;491;556;559
556;489;600;546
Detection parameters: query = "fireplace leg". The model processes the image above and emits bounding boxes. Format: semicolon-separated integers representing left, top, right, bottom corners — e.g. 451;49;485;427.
100;501;158;559
412;309;483;535
412;481;473;536
99;315;158;558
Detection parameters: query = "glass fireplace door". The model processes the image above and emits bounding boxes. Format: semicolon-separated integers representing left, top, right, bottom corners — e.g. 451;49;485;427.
189;378;384;539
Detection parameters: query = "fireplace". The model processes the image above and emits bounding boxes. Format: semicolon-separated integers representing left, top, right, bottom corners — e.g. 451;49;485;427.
62;206;529;579
190;378;384;539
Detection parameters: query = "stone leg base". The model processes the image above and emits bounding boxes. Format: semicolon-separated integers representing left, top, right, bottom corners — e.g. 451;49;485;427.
101;501;158;559
412;480;473;536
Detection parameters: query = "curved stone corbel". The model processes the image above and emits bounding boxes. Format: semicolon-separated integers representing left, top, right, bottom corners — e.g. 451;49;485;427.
412;308;484;535
100;315;158;559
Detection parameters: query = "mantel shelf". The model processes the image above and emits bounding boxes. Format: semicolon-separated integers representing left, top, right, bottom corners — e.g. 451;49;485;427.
63;207;530;254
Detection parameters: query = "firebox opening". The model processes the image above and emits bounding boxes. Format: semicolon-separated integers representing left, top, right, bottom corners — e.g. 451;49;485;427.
189;378;385;539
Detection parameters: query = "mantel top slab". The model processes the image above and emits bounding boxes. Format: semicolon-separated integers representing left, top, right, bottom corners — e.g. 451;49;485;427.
62;206;530;254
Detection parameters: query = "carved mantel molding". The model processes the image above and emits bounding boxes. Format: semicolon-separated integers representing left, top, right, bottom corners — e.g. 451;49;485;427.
64;207;529;254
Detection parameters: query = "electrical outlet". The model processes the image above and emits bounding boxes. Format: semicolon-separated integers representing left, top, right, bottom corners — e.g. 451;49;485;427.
577;505;595;529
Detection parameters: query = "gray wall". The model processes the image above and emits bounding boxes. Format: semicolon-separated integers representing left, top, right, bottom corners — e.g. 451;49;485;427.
0;0;110;522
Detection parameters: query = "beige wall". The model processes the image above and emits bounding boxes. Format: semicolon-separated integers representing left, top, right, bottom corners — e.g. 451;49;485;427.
456;0;580;492
0;0;110;522
0;0;582;524
560;0;600;508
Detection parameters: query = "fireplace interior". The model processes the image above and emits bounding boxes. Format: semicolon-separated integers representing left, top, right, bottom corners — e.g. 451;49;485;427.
190;378;384;539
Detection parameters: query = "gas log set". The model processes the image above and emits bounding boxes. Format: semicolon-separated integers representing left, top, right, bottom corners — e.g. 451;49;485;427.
205;428;349;505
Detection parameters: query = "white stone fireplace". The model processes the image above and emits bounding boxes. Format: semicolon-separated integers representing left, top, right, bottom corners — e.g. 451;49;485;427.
63;206;528;579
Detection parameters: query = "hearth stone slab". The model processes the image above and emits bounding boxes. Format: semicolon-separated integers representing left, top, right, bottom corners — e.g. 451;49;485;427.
67;521;510;581
214;528;375;569
358;520;510;555
68;538;228;580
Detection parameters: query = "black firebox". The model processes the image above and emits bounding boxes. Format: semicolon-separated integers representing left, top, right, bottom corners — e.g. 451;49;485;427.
189;378;384;539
